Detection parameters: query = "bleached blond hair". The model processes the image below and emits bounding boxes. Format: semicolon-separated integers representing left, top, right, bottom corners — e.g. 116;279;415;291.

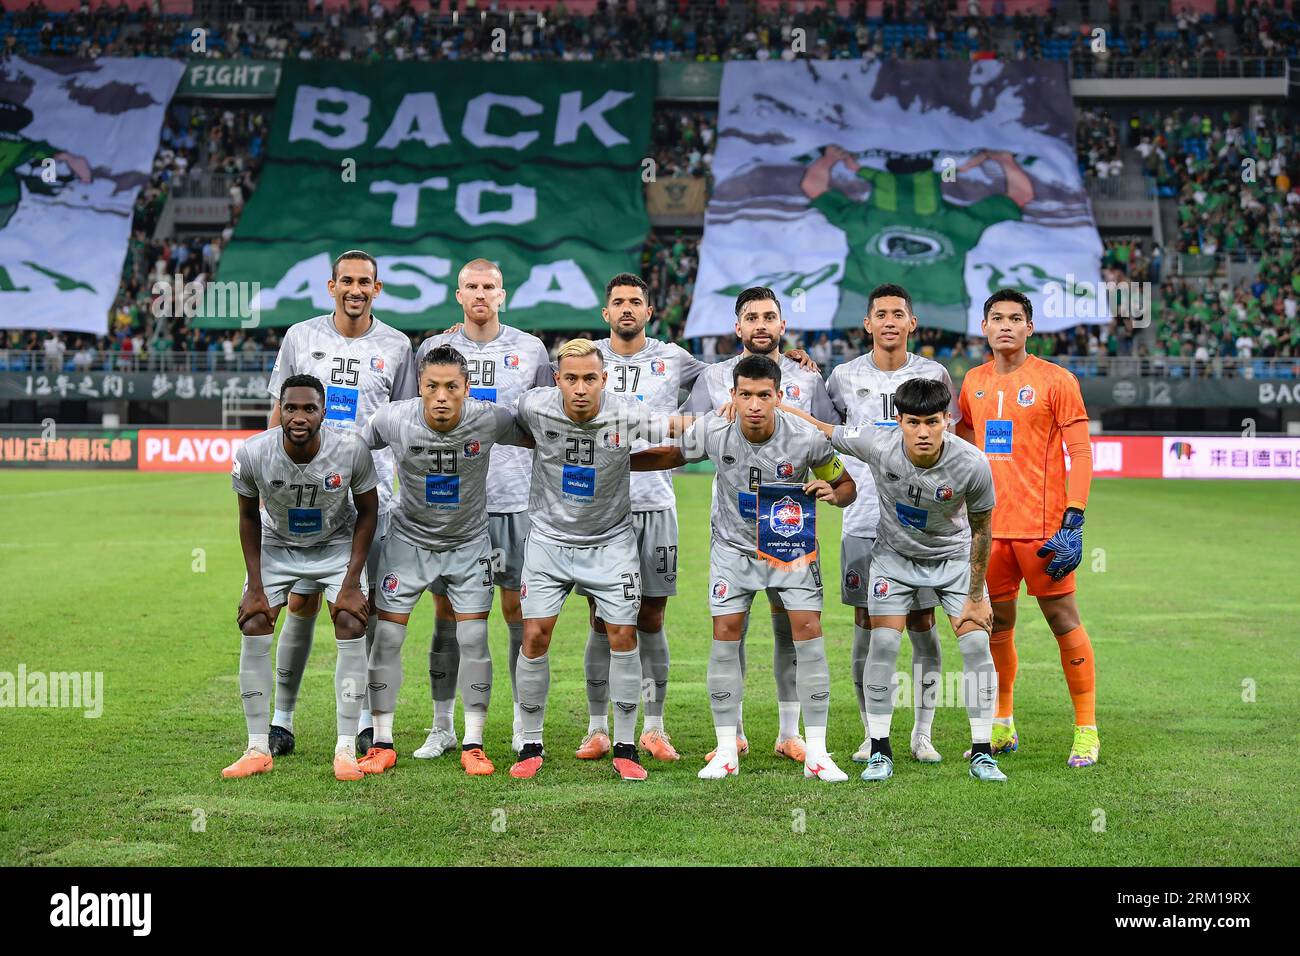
555;338;604;367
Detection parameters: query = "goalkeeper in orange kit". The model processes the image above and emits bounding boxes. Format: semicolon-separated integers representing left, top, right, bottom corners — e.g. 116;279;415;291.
957;289;1099;768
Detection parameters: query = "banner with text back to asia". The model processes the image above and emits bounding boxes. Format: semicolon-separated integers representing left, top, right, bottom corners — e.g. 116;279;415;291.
203;61;655;332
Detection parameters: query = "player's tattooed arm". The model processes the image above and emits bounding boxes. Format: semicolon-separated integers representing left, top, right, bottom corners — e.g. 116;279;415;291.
337;488;378;626
967;507;993;606
631;447;687;471
236;494;270;628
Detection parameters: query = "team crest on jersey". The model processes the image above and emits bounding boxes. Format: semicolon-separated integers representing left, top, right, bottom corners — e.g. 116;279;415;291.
769;496;805;538
463;439;482;458
935;484;954;502
602;430;622;449
324;472;343;490
872;578;890;599
504;354;520;368
776;461;795;479
311;350;326;360
370;356;385;372
650;359;667;376
784;383;801;400
845;569;862;591
381;573;399;595
711;580;729;599
1017;385;1036;407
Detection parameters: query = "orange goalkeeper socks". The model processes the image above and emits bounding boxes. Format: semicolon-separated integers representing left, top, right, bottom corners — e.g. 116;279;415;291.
1055;625;1097;726
989;628;1017;719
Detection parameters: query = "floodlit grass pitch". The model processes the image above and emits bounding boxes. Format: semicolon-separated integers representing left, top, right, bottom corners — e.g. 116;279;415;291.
0;472;1296;866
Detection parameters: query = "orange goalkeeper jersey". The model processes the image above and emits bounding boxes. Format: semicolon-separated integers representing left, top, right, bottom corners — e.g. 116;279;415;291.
958;355;1089;540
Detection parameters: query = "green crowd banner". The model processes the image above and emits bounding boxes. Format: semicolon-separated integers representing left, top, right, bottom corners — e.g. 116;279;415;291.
177;60;282;98
204;61;656;331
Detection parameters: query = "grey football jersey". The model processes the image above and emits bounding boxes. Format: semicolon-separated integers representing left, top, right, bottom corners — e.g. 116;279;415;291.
360;397;528;551
685;352;838;423
516;388;668;547
683;411;839;557
417;325;552;514
267;314;416;515
595;336;707;512
232;426;379;548
830;425;994;561
827;352;960;538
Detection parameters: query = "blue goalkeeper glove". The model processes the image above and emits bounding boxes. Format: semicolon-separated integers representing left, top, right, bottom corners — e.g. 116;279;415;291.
1037;508;1085;581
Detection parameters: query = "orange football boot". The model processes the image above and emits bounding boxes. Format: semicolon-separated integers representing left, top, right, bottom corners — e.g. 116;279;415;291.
221;749;272;779
510;743;544;779
358;746;398;774
639;728;681;761
705;734;749;762
460;747;495;776
575;730;611;759
774;736;807;762
333;750;365;781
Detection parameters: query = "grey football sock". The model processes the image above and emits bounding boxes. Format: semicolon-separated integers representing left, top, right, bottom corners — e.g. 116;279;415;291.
707;639;743;731
865;627;903;740
957;629;997;742
456;619;491;717
908;625;942;738
507;621;524;702
609;647;643;747
428;616;459;704
851;623;871;728
515;651;549;744
772;612;798;703
794;636;831;730
737;611;749;678
335;636;368;737
238;633;273;738
273;611;315;716
583;628;611;717
368;619;407;713
637;628;669;719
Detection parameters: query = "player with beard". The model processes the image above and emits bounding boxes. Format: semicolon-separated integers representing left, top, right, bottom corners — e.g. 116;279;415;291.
263;251;416;758
414;260;553;759
685;287;836;764
575;273;709;763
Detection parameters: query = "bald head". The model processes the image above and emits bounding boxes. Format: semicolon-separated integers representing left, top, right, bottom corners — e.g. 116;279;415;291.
456;258;506;326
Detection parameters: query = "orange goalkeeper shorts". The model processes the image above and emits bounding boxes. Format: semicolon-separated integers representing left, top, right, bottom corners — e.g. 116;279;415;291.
987;539;1077;603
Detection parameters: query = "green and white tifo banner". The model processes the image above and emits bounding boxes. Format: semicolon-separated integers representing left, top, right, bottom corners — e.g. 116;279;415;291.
204;61;655;331
686;61;1106;337
0;57;184;335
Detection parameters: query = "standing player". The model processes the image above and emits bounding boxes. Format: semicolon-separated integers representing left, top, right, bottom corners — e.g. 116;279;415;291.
224;375;378;781
264;250;417;757
576;272;708;763
414;259;553;759
685;286;837;763
356;346;533;777
827;283;958;765
782;378;1006;782
634;355;856;782
510;339;685;782
957;289;1099;768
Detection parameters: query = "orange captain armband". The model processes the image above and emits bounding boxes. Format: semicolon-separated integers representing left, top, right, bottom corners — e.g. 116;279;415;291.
812;455;845;483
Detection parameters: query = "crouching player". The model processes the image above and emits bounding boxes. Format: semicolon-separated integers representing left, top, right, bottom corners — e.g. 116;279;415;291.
783;378;1006;782
224;374;378;781
357;345;533;776
634;354;857;782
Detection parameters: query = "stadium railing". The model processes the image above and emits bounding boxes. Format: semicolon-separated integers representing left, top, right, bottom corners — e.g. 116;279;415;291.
1040;355;1300;379
1068;56;1287;79
0;350;279;374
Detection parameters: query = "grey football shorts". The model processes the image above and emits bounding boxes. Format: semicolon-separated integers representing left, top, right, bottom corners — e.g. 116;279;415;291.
250;541;367;609
521;527;642;626
374;532;495;615
840;534;938;611
866;544;988;618
707;540;822;617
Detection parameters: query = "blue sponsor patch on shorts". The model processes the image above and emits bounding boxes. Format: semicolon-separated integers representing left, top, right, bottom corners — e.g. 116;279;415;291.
425;474;460;505
324;386;359;422
287;508;323;535
895;502;929;530
470;387;498;403
984;419;1013;455
562;465;595;497
737;491;757;521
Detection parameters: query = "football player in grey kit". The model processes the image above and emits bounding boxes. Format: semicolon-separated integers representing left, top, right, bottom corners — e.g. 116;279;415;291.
414;259;553;759
356;345;533;778
223;375;379;782
577;272;709;764
264;250;417;758
635;354;856;782
509;339;688;782
827;283;960;765
684;287;836;765
782;377;1008;783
